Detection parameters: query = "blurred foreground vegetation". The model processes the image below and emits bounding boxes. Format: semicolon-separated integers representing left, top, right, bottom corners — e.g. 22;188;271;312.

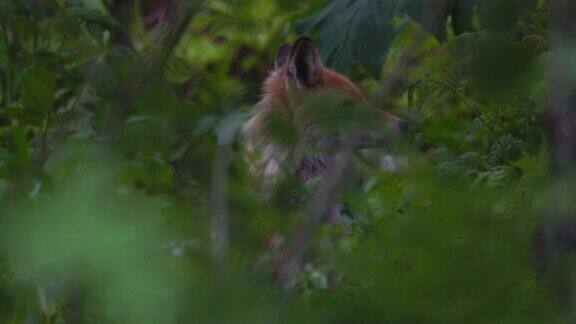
0;0;571;322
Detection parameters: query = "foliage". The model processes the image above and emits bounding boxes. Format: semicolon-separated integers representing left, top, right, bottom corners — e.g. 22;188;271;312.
0;0;567;322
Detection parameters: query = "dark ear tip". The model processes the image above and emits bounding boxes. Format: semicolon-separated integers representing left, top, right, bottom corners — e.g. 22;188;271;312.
293;36;315;46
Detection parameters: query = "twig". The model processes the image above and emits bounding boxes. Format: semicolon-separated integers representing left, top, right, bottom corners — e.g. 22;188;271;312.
210;144;231;270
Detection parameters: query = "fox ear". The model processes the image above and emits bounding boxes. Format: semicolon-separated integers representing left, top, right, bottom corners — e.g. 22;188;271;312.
274;43;292;70
289;36;323;87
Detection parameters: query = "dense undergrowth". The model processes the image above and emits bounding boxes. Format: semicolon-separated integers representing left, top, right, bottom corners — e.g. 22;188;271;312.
0;0;565;322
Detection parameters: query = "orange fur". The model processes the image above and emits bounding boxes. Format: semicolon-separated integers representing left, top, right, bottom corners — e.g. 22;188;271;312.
242;46;402;193
242;66;366;191
317;68;365;101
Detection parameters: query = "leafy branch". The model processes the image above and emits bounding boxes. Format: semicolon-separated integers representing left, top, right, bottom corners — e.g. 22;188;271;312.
421;78;506;155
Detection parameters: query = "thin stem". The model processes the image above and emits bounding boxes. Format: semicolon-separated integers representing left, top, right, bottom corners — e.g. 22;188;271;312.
210;144;231;270
37;285;49;323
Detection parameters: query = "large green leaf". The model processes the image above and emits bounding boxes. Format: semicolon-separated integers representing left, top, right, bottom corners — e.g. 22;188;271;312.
298;0;479;78
354;1;397;77
398;0;477;41
298;0;396;78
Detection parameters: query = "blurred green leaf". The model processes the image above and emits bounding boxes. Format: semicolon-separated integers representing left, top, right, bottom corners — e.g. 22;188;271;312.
7;126;30;170
0;0;563;321
399;0;477;41
85;59;118;98
20;68;55;116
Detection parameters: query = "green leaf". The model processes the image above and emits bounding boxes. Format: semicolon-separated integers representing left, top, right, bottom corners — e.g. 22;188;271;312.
399;0;477;41
353;1;396;78
451;0;475;35
125;153;174;191
121;115;171;158
71;8;116;28
477;0;536;32
20;68;55;116
401;0;446;41
85;21;108;44
70;8;116;44
298;0;396;78
86;59;118;98
132;77;181;116
7;126;29;170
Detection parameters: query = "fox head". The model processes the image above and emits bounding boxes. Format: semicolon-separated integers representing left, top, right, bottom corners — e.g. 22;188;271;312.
267;36;408;135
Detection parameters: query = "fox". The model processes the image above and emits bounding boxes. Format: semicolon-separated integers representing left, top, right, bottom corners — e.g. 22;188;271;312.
242;36;407;200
